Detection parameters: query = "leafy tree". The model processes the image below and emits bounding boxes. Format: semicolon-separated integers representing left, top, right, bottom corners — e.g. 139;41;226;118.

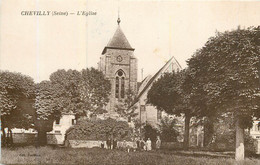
34;81;64;145
0;71;35;146
159;116;179;142
187;26;260;160
147;69;195;149
79;68;111;117
49;69;82;116
49;68;111;118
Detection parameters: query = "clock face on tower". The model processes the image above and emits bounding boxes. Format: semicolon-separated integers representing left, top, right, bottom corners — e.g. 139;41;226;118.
116;55;123;62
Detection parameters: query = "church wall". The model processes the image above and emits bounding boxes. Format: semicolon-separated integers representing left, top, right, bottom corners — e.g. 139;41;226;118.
130;57;138;93
145;105;159;127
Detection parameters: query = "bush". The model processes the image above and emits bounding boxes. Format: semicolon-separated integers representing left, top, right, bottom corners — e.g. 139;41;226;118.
143;124;158;143
208;123;255;152
65;118;132;141
159;117;179;142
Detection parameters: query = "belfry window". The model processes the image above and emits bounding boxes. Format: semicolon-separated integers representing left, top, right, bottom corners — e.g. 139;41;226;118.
115;70;125;99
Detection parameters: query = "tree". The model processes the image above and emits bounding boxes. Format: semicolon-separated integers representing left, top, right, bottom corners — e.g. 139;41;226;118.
49;68;111;118
147;70;195;149
34;81;63;145
187;26;260;160
49;69;82;116
0;71;35;146
79;68;111;117
159;116;179;142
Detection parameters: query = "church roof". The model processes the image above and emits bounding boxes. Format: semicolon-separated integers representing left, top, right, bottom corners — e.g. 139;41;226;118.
102;25;134;54
132;56;182;106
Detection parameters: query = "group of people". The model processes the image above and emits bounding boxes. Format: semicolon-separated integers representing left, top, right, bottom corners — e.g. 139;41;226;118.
101;138;117;149
101;136;161;152
135;136;161;151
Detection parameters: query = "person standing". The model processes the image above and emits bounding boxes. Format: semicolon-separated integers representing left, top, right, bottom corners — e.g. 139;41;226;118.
136;138;140;151
133;138;137;152
113;138;117;149
156;136;161;150
106;137;111;149
101;141;104;149
147;138;152;151
122;140;127;151
140;138;145;151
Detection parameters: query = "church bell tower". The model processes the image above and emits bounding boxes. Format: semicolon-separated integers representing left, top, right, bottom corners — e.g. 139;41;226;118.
98;17;138;114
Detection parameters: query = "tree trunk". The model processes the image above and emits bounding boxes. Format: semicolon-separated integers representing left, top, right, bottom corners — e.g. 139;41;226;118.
37;131;47;146
8;128;13;146
183;114;191;150
2;125;6;147
203;117;214;147
235;118;244;161
7;127;10;147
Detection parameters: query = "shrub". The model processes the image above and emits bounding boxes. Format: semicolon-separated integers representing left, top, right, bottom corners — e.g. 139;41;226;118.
159;117;179;142
143;124;158;143
65;118;132;141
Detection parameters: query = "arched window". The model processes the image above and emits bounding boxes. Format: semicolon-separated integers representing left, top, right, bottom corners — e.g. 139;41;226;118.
115;70;125;99
115;77;119;98
121;77;125;98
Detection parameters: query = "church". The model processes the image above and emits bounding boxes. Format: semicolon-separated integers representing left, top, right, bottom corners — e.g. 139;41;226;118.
97;17;182;127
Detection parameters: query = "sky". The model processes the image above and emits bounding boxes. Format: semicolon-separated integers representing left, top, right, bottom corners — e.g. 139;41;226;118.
1;0;260;83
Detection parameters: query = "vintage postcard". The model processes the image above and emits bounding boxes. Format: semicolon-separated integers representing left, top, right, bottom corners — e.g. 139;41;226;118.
1;0;260;164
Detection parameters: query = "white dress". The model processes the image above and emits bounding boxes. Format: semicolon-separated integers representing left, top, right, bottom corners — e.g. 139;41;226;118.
147;140;152;151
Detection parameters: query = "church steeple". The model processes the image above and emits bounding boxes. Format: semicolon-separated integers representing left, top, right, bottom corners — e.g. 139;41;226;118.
102;17;134;54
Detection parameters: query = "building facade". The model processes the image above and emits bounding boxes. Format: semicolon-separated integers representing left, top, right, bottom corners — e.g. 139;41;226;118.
98;18;138;115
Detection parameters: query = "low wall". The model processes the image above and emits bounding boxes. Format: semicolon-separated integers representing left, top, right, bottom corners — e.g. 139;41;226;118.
12;133;37;144
10;133;61;145
254;139;260;154
67;140;135;148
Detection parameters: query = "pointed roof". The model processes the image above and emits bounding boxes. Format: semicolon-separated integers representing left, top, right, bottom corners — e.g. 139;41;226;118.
102;24;134;54
132;56;182;105
107;26;133;49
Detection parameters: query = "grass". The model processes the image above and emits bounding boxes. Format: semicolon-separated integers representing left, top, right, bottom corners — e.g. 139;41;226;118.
1;146;260;165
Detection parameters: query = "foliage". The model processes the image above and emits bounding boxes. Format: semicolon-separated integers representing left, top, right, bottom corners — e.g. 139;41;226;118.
143;124;158;143
187;27;260;159
66;118;131;141
49;68;111;118
114;89;138;119
208;117;255;152
187;27;260;128
147;69;195;149
0;71;35;146
159;116;179;142
34;80;65;145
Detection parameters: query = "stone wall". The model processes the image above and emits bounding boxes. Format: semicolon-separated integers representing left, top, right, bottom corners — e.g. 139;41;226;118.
11;133;62;145
12;133;37;144
67;140;136;149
